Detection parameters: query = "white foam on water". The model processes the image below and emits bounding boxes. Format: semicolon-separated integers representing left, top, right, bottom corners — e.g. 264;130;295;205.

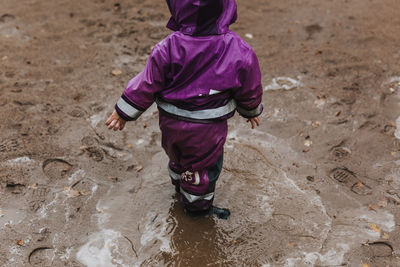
356;208;395;232
6;157;34;164
6;245;24;265
76;152;175;266
257;195;274;219
136;139;145;145
76;229;126;267
88;184;98;199
302;243;350;266
77;198;133;267
39;193;60;219
264;77;303;91
67;170;86;182
59;247;73;261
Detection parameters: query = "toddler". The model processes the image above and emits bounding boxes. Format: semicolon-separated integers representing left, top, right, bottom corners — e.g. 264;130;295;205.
106;0;263;219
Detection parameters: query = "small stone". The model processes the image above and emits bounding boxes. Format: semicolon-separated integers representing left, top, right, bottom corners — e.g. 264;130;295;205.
111;69;122;76
312;121;321;127
369;223;381;233
368;204;378;211
304;140;313;147
135;165;143;172
306;176;314;182
245;33;254;39
382;232;390;239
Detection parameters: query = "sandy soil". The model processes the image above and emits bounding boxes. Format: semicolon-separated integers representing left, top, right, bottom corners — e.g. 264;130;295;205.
1;0;400;266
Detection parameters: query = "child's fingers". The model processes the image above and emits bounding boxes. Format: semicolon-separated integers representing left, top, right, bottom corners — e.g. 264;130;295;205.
105;116;113;125
114;121;120;131
255;118;260;126
250;119;255;129
119;121;125;131
108;119;116;129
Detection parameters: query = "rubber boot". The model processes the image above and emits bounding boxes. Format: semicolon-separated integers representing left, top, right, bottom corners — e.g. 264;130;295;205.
184;205;230;220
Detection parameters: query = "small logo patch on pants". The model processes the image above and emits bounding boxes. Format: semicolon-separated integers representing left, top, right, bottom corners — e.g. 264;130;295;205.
181;171;200;185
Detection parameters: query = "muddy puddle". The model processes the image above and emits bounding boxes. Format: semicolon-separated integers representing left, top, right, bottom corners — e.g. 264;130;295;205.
71;117;397;266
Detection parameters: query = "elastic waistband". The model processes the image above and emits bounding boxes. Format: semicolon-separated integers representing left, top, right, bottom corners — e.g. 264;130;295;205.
156;98;236;120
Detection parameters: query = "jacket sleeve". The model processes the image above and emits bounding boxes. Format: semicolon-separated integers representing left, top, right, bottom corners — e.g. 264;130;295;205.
234;49;263;119
115;41;170;121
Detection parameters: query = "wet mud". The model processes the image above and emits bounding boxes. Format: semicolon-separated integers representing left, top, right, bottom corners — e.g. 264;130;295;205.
1;0;400;266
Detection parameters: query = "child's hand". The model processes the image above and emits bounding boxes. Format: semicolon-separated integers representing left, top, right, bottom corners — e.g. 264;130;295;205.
105;110;126;131
246;117;260;129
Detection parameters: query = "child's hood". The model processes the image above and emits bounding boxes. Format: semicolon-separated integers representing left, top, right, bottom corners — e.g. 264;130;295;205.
166;0;238;36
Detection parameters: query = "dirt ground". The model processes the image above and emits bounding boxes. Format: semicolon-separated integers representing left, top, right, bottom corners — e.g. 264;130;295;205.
1;0;400;266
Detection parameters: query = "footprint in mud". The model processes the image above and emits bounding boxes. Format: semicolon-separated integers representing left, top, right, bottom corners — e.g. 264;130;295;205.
351;181;372;196
5;181;26;194
70;179;97;197
0;14;15;23
382;123;396;136
341;92;357;105
80;136;105;161
1;166;26;194
28;185;51;212
330;167;356;184
81;136;99;147
363;242;393;258
42;159;73;180
329;167;372;195
28;247;55;266
330;142;351;160
29;199;46;212
332;147;351;159
80;146;104;162
0;139;19;152
67;106;87;118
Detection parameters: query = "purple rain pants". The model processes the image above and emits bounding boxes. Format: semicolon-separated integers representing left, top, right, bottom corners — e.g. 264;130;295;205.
159;112;227;212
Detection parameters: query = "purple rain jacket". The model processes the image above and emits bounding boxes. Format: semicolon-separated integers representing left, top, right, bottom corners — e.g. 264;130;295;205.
115;0;263;170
